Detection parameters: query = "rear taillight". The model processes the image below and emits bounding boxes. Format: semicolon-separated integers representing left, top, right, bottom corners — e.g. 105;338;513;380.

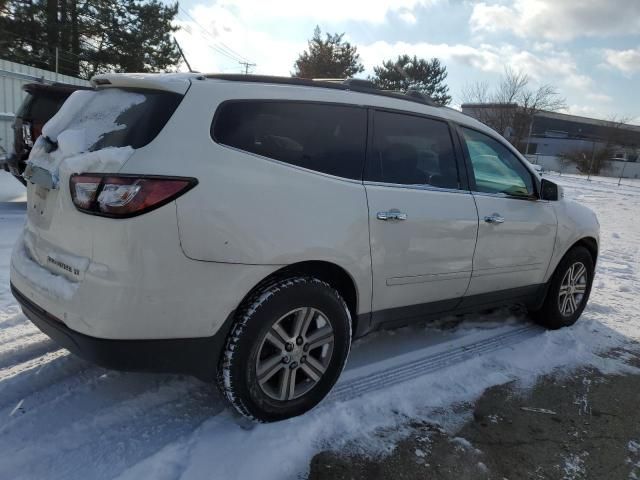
69;174;197;218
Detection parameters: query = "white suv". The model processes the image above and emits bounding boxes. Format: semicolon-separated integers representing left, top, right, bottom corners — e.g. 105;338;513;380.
10;73;599;422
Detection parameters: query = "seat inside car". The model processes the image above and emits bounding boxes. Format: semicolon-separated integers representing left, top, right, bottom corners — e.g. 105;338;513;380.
380;143;425;185
428;153;459;189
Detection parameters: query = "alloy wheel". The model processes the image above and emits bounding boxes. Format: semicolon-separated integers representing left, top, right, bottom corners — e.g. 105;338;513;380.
255;307;334;401
558;261;588;317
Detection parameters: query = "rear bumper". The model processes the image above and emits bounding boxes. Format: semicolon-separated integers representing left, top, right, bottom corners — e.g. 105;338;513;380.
12;283;228;380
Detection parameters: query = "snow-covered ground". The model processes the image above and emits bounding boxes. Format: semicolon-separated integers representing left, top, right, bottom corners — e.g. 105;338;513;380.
0;171;638;480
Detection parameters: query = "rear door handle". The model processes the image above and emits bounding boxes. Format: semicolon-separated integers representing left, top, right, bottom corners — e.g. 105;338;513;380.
484;213;505;224
377;210;407;221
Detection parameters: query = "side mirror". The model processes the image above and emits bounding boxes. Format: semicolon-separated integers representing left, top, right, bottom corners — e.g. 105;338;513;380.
540;178;560;201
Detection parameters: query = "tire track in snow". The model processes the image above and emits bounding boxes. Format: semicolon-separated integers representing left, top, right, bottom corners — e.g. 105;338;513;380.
0;349;96;409
0;374;222;480
329;325;542;404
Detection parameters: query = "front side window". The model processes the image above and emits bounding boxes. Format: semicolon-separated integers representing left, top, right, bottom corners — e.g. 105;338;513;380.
366;110;459;189
461;127;534;197
212;101;366;180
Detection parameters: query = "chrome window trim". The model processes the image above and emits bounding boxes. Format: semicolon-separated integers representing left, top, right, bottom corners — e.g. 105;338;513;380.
471;190;548;202
363;180;470;195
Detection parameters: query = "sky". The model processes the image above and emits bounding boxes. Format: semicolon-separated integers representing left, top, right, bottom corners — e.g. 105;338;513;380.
173;0;640;122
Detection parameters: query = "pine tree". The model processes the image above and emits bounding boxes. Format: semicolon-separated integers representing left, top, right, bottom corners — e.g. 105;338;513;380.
371;55;452;106
293;26;364;79
0;0;181;79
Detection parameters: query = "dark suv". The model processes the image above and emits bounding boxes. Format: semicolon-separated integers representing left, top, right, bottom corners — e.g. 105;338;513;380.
3;83;89;184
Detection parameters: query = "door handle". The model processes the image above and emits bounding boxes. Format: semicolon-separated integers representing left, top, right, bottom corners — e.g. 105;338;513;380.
484;213;505;224
377;210;407;221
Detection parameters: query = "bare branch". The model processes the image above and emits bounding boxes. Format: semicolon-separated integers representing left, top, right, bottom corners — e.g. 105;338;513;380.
460;80;490;104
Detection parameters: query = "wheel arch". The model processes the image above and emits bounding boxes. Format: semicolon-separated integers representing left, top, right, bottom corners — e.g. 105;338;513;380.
238;260;361;336
572;236;598;264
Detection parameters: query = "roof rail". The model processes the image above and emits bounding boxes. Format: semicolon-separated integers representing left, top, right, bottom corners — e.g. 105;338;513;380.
341;78;377;89
204;74;441;107
311;78;346;83
405;88;439;107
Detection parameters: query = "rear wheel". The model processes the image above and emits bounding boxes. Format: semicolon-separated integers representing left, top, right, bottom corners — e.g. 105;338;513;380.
532;246;594;329
217;276;352;422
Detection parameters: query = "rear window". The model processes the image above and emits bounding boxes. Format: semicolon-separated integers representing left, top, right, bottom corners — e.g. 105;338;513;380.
212;101;367;180
86;89;183;151
44;88;183;154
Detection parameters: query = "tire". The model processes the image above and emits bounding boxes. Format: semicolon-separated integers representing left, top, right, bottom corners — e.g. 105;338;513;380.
531;246;594;329
217;276;352;422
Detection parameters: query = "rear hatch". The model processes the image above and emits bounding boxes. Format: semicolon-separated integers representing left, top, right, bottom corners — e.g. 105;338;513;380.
19;78;187;285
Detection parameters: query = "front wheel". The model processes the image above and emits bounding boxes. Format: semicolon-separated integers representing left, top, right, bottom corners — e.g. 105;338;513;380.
217;276;352;422
531;246;594;329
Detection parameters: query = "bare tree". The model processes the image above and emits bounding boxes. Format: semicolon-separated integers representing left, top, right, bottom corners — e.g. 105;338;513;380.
495;67;529;104
460;67;566;152
460;80;490;104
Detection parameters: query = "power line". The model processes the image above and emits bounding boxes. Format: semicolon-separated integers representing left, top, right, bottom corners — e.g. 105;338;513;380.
176;7;252;65
177;8;247;62
174;21;252;72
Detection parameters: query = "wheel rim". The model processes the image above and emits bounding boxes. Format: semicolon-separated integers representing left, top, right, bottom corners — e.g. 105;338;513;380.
255;307;334;401
558;261;588;317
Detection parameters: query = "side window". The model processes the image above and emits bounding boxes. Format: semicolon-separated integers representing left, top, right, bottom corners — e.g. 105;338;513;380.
212;101;366;180
366;110;459;188
461;128;534;197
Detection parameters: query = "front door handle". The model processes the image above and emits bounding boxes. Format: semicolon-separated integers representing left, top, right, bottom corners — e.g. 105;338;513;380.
484;213;505;224
377;210;407;221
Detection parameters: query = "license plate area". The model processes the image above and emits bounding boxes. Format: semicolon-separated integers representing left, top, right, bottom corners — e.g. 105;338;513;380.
27;182;58;229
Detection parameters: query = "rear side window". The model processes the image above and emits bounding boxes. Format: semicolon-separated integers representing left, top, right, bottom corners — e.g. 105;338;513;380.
366;110;459;188
212;101;367;180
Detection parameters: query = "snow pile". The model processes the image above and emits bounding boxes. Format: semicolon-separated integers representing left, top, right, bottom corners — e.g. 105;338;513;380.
0;172;26;202
26;88;144;188
41;88;144;153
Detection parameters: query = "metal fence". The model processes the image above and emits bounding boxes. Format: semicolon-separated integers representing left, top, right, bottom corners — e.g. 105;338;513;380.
526;153;640;188
0;58;90;155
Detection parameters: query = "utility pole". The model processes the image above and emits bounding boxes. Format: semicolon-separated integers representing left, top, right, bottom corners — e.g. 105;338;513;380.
174;39;193;72
239;61;256;74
